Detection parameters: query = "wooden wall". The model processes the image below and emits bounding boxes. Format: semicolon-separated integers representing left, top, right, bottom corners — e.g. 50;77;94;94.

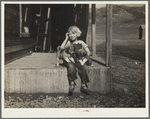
5;4;34;63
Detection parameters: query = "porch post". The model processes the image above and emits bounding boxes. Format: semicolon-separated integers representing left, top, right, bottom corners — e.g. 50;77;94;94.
19;4;22;33
91;4;96;56
106;4;113;67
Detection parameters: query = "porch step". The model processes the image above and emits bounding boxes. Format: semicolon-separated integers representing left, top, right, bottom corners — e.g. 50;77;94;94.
5;53;111;94
5;66;111;94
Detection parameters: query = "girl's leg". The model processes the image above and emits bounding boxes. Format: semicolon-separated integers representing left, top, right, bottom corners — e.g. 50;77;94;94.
75;63;91;94
64;62;77;96
75;63;90;84
65;62;77;82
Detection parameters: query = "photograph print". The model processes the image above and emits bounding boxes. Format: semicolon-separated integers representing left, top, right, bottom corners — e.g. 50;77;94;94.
2;1;148;118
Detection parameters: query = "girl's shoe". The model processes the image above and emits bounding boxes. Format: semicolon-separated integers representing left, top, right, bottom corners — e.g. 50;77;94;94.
80;86;91;95
68;82;75;96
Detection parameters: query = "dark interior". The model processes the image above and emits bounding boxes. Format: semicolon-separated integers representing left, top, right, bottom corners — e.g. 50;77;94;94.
29;4;89;52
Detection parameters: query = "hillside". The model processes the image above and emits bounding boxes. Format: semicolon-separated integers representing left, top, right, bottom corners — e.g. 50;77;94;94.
89;4;145;27
86;4;145;44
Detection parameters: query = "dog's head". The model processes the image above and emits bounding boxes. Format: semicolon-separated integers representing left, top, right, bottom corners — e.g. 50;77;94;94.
75;49;87;59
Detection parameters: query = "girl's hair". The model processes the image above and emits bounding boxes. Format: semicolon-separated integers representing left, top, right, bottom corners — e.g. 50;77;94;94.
68;26;82;37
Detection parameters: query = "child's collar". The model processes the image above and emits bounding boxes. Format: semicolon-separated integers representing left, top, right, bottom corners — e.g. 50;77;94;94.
70;39;78;43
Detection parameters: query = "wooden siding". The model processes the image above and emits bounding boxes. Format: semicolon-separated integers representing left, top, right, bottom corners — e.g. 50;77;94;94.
5;6;19;16
5;26;19;34
5;19;20;29
5;4;19;11
5;4;34;63
5;47;32;64
5;43;32;54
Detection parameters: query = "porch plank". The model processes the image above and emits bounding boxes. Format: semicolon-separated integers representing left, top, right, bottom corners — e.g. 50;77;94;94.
100;69;106;93
35;70;41;93
105;68;111;93
5;71;9;93
20;70;26;93
14;70;20;93
25;70;30;93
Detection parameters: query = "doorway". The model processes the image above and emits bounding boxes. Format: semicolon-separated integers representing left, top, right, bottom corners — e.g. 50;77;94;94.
30;4;89;52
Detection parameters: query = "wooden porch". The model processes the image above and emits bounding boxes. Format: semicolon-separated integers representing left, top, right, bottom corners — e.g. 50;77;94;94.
4;4;113;94
5;53;111;94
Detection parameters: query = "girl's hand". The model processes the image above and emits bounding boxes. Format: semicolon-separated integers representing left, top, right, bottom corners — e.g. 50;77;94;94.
85;47;92;56
79;60;84;65
64;57;71;63
66;33;69;39
69;57;75;63
79;58;87;65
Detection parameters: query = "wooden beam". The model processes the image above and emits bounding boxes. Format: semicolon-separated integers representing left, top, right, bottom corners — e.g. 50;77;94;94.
19;4;22;33
35;7;42;46
47;7;52;52
106;4;113;67
91;4;96;56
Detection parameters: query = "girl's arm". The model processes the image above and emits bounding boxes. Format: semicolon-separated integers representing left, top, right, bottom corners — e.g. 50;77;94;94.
85;47;92;56
60;33;69;49
80;40;92;56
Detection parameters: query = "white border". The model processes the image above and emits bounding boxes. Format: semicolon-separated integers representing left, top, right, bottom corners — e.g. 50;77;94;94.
2;1;149;118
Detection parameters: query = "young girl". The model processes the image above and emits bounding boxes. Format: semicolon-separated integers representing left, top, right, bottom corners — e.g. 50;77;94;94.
60;26;92;96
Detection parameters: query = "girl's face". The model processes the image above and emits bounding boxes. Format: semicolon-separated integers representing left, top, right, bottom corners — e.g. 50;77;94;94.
68;31;78;41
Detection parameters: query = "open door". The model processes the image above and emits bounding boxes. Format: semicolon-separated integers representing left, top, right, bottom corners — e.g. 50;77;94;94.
33;4;89;52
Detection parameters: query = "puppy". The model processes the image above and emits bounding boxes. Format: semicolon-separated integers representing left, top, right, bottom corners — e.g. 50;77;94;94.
56;46;70;66
56;46;63;66
56;44;92;66
74;49;92;66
